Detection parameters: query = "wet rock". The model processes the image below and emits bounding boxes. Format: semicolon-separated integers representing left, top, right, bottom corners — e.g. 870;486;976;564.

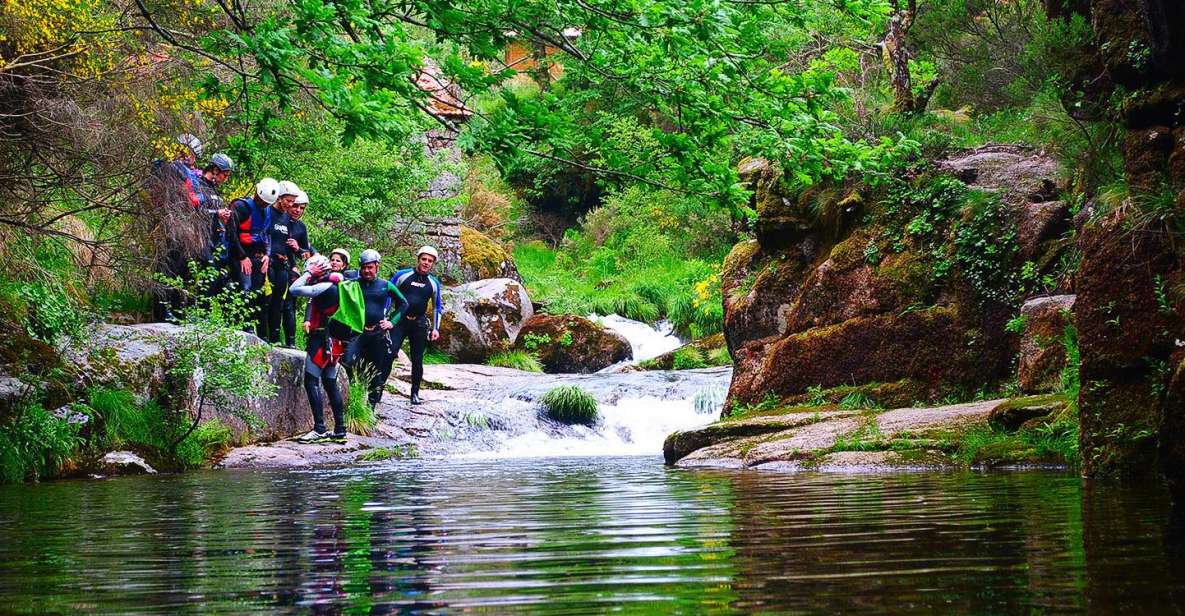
1018;295;1076;394
64;324;328;443
937;144;1059;202
99;451;157;475
1018;201;1071;261
436;278;533;362
513;314;631;374
1075;212;1177;476
670;399;1000;468
0;375;34;416
988;395;1068;432
1123;126;1176;189
459;226;520;282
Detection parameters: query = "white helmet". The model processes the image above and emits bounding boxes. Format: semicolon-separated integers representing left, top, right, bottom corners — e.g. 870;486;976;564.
359;249;381;265
177;133;203;157
417;245;439;260
293;189;309;205
255;178;280;204
278;180;300;197
304;254;330;273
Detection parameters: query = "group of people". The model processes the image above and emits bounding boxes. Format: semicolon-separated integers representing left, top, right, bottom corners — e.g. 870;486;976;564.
152;135;445;445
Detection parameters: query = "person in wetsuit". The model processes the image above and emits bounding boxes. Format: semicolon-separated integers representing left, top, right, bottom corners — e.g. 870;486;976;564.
192;153;234;297
261;181;301;344
280;189;315;347
339;249;409;408
225;178;281;301
289;254;348;443
390;246;444;405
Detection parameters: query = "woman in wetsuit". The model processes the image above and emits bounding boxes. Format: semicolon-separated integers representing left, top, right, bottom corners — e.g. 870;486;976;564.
289;253;348;443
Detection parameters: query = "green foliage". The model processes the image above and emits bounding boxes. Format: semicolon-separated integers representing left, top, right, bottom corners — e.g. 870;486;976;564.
164;267;272;449
357;444;419;462
520;333;552;351
954;192;1021;304
1005;315;1029;335
423;348;453;365
515;187;729;336
838;392;881;411
346;364;379;436
1060;321;1080;407
672;346;708;371
955;418;1078;467
706;346;732;367
728;392;783;419
540;385;599;426
830;420;886;453
486;350;543;373
0;401;83;483
175;420;233;468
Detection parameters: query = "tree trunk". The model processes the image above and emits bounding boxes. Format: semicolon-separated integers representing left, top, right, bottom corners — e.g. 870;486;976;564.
882;13;916;112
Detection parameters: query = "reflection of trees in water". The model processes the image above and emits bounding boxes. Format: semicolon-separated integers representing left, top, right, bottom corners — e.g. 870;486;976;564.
722;473;1108;612
1082;479;1185;612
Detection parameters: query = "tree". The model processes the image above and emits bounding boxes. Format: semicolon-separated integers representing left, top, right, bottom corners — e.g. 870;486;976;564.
880;0;939;113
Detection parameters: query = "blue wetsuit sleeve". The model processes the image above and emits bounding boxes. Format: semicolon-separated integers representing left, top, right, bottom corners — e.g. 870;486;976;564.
432;275;443;331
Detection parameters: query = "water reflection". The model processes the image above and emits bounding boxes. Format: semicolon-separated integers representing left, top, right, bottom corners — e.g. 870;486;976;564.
0;459;1184;613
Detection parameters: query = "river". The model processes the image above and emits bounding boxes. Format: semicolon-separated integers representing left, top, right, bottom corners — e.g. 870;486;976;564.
4;319;1185;612
2;460;1185;613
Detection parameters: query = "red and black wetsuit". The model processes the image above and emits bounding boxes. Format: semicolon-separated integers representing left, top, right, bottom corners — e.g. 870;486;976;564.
289;271;346;435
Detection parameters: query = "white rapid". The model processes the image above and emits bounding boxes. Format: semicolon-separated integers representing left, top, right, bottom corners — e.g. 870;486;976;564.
590;314;683;363
453;367;731;460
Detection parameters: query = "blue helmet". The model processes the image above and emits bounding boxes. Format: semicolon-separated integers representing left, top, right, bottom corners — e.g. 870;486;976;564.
210;153;234;172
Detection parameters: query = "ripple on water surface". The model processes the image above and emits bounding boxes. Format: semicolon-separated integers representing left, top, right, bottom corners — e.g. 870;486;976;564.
1;457;1184;613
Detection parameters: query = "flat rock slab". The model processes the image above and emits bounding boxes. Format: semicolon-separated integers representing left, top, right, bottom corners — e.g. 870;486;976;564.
673;399;1003;469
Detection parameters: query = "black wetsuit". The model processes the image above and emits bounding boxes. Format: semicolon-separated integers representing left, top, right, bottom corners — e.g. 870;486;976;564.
225;196;272;335
341;276;408;406
391;268;444;400
280;218;313;346
259;206;293;344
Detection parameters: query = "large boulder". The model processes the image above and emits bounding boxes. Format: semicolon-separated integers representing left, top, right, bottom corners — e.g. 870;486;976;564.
723;146;1060;412
63;323;331;443
1017;295;1076;394
435;278;533;362
513;314;631;373
459;226;520;282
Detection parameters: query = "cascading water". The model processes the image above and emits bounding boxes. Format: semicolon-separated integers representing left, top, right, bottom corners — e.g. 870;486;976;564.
590;314;683;363
452;317;729;459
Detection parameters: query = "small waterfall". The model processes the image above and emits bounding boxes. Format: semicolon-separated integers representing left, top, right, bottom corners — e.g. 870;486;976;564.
590;314;683;363
454;367;731;459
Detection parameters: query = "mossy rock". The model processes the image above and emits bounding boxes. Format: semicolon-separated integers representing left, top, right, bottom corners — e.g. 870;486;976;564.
638;333;728;371
459;226;520;282
514;314;631;374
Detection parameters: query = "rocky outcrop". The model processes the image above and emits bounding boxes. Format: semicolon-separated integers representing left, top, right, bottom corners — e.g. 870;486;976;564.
390;214;464;283
723;145;1062;412
513;314;631;373
665;399;1005;469
435;278;533;362
64;323;330;443
459;226;520;282
639;333;728;371
1018;295;1076;394
98;451;157;476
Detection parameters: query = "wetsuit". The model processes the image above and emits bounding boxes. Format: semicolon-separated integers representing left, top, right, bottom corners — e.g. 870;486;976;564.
225;196;274;336
392;268;444;400
281;218;314;346
193;174;228;296
262;206;293;344
340;276;409;406
290;272;346;436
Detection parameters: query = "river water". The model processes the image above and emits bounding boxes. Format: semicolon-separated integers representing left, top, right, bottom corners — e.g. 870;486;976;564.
2;458;1184;613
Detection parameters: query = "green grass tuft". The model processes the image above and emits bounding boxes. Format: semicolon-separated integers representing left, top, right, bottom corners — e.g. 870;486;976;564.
345;365;379;436
540;385;599;426
357;444;418;461
486;350;544;372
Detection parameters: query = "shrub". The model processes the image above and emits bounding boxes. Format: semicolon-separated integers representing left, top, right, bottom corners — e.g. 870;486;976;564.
486;350;543;372
0;401;83;483
345;364;379;436
423;348;452;365
175;420;234;468
671;346;708;370
541;385;599;426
